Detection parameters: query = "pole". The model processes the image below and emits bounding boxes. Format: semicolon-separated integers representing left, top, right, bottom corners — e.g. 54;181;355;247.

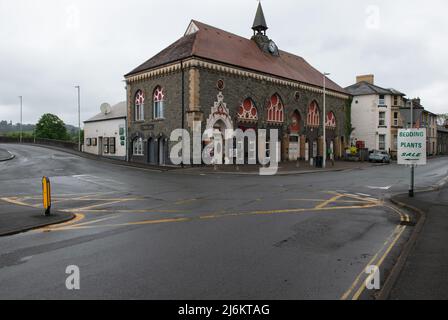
323;73;330;169
409;100;415;197
181;60;185;168
75;86;81;151
19;96;23;143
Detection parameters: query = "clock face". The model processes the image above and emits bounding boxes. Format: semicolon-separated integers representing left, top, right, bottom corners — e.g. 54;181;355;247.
268;41;277;54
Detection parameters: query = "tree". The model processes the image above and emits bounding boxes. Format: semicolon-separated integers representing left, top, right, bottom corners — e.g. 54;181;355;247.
345;97;355;141
35;114;68;140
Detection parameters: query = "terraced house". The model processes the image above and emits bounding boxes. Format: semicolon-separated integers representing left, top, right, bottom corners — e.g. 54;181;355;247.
124;3;351;166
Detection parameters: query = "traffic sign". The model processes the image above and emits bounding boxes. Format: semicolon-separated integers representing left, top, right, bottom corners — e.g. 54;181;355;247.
397;129;427;166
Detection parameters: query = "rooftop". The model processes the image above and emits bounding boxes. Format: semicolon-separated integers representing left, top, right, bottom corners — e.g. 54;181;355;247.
125;20;347;95
84;102;127;123
345;81;397;96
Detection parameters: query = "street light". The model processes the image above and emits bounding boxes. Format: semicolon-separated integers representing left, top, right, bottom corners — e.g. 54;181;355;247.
408;99;415;197
323;72;331;169
18;96;23;143
75;86;81;151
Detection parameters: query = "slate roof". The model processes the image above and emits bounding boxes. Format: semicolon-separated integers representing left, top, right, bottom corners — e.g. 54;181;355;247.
125;20;347;95
388;88;405;96
84;102;127;123
345;81;394;96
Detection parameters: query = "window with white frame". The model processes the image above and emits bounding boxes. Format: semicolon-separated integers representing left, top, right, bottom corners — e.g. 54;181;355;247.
379;134;386;151
393;112;399;126
379;112;386;126
153;87;165;119
379;95;385;106
135;90;145;121
104;137;109;154
133;137;144;156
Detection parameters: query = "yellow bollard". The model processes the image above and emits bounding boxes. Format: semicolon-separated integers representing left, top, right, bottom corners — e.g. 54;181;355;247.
42;176;51;216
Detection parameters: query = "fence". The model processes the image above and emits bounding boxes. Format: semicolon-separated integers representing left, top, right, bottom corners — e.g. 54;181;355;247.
0;136;79;151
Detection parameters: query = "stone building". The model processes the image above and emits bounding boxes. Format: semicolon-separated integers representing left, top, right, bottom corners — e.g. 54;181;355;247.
124;3;350;166
438;121;448;155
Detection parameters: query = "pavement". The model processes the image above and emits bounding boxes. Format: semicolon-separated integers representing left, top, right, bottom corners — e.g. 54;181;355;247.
0;147;15;161
178;160;385;175
0;199;75;237
388;185;448;300
0;143;447;299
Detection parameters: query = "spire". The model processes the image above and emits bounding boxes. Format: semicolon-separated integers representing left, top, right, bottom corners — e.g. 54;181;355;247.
252;2;268;35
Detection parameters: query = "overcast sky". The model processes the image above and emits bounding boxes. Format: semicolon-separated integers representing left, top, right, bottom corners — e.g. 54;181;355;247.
1;0;447;126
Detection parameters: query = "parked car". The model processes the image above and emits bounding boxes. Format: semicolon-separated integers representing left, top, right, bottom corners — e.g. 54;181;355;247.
369;150;391;163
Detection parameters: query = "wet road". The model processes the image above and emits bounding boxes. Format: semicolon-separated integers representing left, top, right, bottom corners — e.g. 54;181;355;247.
0;144;447;299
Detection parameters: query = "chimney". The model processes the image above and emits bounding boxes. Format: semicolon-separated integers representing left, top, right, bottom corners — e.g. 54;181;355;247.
412;97;421;106
356;74;374;85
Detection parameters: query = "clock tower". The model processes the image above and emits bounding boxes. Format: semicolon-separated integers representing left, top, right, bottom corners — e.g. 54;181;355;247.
251;2;279;56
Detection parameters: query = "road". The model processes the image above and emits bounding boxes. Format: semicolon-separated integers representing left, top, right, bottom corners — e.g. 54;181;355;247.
0;144;447;300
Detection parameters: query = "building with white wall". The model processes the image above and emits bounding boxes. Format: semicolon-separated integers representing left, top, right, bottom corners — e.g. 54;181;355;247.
84;102;127;160
346;75;405;153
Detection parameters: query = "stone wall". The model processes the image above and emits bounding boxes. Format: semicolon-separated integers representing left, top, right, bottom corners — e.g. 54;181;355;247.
126;62;350;165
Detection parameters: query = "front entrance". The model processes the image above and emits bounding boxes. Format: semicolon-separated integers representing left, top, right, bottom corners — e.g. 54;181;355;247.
147;138;156;164
158;138;167;165
98;137;103;156
205;91;234;164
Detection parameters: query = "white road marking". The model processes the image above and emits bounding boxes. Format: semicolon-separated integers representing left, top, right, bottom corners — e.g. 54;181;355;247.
367;185;392;190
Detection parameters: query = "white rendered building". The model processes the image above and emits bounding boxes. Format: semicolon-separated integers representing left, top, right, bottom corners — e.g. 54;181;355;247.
346;75;405;153
83;102;127;160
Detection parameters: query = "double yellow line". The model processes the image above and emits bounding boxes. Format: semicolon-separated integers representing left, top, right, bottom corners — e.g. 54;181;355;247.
340;206;409;300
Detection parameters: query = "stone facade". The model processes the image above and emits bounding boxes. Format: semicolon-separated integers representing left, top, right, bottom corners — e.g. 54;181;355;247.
126;59;349;166
126;67;188;165
438;125;448;155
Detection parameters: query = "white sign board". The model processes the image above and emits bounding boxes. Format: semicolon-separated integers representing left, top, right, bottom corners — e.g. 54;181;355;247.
398;129;427;165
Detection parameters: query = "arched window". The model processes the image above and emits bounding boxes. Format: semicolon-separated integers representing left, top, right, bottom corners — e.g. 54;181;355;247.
267;94;284;123
153;86;165;119
307;101;320;127
326;112;337;129
133;137;144;156
135;91;145;121
237;98;258;122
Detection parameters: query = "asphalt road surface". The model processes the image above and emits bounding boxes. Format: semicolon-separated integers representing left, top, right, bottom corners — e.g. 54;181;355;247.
0;144;447;300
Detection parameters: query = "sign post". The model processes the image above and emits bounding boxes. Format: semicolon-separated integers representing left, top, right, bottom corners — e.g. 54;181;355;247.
42;176;52;216
397;129;427;197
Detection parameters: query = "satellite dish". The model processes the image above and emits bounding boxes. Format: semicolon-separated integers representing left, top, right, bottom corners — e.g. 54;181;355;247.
100;103;112;115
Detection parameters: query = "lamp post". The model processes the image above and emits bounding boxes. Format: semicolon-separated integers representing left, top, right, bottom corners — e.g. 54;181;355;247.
75;86;81;151
19;96;23;143
323;72;331;169
409;99;415;197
